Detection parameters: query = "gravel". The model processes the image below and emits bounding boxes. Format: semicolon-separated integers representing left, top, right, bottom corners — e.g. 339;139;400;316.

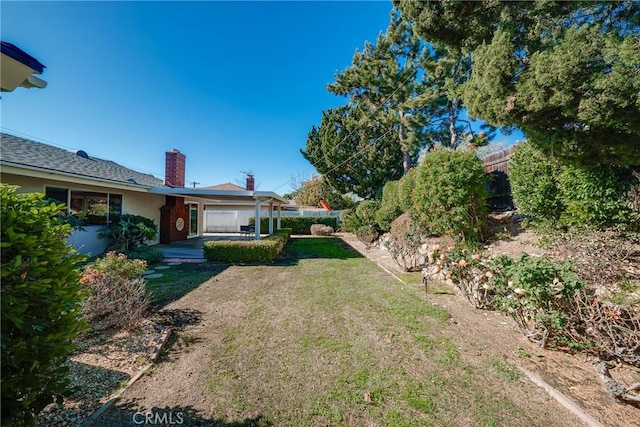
37;320;163;427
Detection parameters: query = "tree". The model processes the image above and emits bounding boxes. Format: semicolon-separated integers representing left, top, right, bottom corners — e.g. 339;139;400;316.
396;0;640;166
302;105;405;198
289;174;355;210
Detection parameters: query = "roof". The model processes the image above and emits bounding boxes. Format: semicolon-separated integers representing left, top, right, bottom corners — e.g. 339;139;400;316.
1;41;46;74
0;133;165;188
202;182;246;191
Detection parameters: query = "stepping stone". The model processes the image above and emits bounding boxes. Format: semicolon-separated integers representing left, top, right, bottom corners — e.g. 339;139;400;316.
143;269;155;275
144;273;163;279
155;265;171;270
167;262;182;266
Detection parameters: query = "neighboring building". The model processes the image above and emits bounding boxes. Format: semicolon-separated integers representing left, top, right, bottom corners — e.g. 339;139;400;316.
1;41;47;91
0;133;286;254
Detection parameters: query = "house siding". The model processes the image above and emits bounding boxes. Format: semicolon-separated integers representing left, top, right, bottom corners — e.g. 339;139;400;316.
1;172;165;251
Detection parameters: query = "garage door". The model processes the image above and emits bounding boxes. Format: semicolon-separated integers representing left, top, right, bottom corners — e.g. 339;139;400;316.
205;210;237;233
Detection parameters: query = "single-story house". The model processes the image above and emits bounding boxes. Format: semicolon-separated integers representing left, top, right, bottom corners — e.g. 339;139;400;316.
0;133;286;255
1;41;47;91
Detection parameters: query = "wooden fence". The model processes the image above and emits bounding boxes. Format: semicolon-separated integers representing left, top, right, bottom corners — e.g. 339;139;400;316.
482;144;520;211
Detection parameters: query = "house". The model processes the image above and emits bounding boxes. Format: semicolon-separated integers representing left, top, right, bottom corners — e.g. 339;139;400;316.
1;41;47;91
0;133;286;254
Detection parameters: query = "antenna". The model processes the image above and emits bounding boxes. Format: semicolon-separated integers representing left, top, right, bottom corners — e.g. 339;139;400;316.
190;181;200;188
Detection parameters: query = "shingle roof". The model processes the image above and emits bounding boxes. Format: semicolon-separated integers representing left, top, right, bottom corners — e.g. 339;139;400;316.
202;182;246;191
0;133;165;188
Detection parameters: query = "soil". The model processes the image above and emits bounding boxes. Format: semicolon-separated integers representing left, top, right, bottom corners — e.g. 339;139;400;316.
43;230;639;426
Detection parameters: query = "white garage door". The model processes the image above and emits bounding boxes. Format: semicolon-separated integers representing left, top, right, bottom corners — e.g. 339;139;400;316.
205;210;237;233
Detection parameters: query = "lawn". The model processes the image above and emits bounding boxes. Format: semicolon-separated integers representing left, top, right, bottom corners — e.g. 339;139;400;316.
193;237;570;426
145;261;227;308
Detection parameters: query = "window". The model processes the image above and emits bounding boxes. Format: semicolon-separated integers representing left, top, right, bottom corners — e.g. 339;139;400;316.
45;187;122;225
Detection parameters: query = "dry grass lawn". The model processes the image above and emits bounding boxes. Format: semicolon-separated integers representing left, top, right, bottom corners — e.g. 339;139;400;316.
101;237;587;426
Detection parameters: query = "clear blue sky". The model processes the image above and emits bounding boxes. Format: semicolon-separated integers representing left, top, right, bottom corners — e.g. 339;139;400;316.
2;1;520;195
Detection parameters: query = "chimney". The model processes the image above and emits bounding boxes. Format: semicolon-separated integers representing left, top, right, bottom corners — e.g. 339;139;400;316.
246;174;255;191
165;149;186;187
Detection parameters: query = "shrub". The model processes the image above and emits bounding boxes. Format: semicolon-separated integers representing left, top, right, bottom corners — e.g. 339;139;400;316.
80;252;149;330
204;240;280;263
203;229;291;264
355;200;381;228
398;168;417;212
485;254;585;348
412;149;489;241
1;185;87;425
310;224;334;236
558;164;638;229
509;141;564;225
355;225;379;246
375;180;403;231
122;245;164;264
338;209;363;233
510;142;638;230
99;214;158;251
250;217;337;235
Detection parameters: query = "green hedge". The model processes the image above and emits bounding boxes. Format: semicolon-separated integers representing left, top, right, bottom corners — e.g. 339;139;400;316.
203;229;292;264
249;217;337;235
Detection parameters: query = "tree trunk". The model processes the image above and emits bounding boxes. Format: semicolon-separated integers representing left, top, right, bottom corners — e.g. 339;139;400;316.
449;98;459;148
399;110;410;174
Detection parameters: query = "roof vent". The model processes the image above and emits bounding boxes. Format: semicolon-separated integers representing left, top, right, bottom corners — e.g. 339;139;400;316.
127;178;138;184
74;150;90;159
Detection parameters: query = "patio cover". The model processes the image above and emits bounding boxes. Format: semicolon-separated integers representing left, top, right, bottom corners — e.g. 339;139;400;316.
148;187;287;240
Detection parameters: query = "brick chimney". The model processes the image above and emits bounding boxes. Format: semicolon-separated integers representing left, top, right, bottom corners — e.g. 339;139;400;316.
246;174;255;191
165;149;186;187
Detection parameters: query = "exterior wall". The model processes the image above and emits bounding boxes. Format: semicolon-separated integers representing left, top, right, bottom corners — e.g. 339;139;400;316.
67;226;110;256
204;204;273;232
1;172;165;252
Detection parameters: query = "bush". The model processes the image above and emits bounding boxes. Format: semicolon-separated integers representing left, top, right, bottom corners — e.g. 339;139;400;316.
250;217;337;235
203;229;291;264
397;168;417;212
204;240;280;263
338;209;362;233
375;180;403;231
355;225;379;246
310;224;334;236
355;200;381;228
509;141;564;225
99;214;158;251
486;254;585;348
80;252;149;330
510;142;638;230
122;245;164;264
1;185;87;425
558;164;638;229
412;149;489;241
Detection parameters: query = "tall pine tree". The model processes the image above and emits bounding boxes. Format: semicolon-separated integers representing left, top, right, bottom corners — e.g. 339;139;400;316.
397;0;640;166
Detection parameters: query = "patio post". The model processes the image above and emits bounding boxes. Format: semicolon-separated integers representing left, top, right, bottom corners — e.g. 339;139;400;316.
254;198;261;240
277;204;281;230
268;200;274;234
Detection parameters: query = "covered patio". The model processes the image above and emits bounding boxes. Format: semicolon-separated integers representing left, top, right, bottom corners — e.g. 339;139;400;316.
148;187;287;242
152;233;270;259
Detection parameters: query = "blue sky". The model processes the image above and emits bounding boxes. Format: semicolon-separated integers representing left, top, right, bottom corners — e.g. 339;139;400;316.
2;1;520;195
